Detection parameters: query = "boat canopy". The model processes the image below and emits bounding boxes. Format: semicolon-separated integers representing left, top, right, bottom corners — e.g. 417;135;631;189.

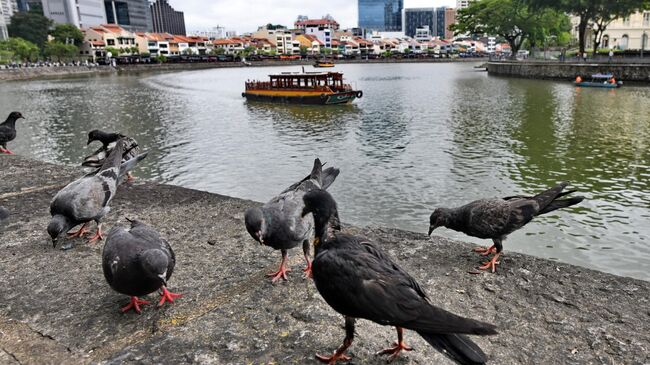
591;74;614;78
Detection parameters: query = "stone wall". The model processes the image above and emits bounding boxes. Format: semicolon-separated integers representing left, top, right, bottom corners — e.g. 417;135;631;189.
487;61;650;82
0;66;114;82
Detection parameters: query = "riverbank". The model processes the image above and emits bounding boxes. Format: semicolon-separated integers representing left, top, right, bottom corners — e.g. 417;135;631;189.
0;57;485;82
0;155;648;364
487;60;650;82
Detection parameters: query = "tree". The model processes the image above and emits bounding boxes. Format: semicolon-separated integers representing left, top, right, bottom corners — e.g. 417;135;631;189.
452;0;565;59
591;1;649;52
0;37;40;61
44;41;78;61
299;45;309;56
49;24;84;46
7;11;52;49
210;47;225;55
105;47;120;57
321;47;332;55
183;48;194;55
130;46;139;54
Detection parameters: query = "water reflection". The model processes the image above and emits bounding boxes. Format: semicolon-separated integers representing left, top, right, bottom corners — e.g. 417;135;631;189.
1;63;649;280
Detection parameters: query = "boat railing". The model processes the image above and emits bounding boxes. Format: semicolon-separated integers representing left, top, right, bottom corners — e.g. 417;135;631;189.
245;80;354;92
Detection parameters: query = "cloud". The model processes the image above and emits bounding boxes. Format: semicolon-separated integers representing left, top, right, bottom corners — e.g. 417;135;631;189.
168;0;455;34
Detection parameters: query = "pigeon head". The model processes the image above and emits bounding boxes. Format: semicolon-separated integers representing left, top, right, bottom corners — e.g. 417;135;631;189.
244;207;266;244
87;130;123;146
48;215;73;248
301;189;340;245
8;111;24;121
140;249;169;286
429;208;451;235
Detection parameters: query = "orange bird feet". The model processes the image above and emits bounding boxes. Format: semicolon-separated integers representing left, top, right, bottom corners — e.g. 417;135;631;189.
67;223;90;238
267;264;291;283
158;286;182;307
473;245;497;256
87;225;104;244
120;296;150;314
478;253;501;273
0;147;14;155
315;352;352;364
376;340;413;362
303;257;313;279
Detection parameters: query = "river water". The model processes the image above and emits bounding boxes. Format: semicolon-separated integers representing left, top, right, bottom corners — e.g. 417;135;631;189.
1;63;649;280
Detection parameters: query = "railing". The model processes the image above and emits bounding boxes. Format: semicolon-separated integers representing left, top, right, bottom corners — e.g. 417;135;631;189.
245;81;353;92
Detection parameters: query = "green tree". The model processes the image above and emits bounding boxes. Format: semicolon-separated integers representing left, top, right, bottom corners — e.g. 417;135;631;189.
527;0;650;55
0;37;40;61
321;47;332;55
299;45;309;56
7;11;52;48
156;54;167;63
44;41;79;61
130;46;139;54
452;0;565;59
210;47;225;55
49;24;84;46
183;48;194;55
105;46;120;57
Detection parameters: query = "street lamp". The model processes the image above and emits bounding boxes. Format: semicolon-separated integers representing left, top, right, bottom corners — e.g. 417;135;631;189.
642;30;647;59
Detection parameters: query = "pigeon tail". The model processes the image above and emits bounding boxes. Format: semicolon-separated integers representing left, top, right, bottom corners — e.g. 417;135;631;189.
417;332;490;365
531;182;569;213
321;167;340;190
538;196;584;215
309;158;323;185
118;152;148;180
99;140;127;172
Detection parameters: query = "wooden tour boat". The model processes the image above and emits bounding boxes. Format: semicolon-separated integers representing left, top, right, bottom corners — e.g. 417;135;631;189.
313;60;335;68
574;74;623;88
243;71;362;105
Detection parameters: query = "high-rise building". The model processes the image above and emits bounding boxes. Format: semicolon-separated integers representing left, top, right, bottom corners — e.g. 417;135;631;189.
402;8;435;38
42;0;106;28
149;0;185;35
456;0;470;9
435;7;446;39
444;8;456;39
1;0;17;24
104;0;152;32
358;0;403;32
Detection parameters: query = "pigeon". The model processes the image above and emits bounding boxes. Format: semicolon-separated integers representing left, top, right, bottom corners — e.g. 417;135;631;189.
83;130;141;181
0;112;25;155
301;189;497;365
48;139;148;248
429;182;585;272
244;158;339;283
102;218;181;314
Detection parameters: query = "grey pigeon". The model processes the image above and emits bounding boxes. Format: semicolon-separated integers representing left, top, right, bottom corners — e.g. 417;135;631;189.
102;219;181;314
47;140;148;248
0;112;24;154
244;158;340;283
429;182;584;272
301;190;497;365
83;130;141;181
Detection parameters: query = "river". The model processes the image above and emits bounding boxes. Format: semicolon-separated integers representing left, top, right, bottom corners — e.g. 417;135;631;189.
1;62;649;280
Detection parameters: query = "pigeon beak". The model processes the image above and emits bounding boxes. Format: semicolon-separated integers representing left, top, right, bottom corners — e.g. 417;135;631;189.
86;139;92;145
257;231;264;245
428;225;435;236
52;237;58;248
301;207;310;218
159;273;167;286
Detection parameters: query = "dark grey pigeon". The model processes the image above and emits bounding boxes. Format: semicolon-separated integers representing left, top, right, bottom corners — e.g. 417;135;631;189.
83;130;141;181
0;112;24;155
47;140;148;248
429;182;584;272
244;158;340;283
102;219;181;314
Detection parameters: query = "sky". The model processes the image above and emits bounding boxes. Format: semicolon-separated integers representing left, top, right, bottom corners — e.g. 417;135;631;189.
167;0;456;34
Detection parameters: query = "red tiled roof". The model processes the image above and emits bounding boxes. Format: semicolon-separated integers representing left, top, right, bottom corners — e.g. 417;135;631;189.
90;40;105;46
100;24;126;33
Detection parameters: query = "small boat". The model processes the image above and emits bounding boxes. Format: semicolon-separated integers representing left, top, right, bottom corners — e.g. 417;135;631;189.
575;74;623;88
242;71;362;105
314;60;335;68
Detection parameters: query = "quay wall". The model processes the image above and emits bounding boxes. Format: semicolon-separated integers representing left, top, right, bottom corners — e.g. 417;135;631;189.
0;155;648;364
487;61;650;82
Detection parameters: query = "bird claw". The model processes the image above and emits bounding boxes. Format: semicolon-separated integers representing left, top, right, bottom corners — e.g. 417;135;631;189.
376;341;413;362
158;287;182;307
473;245;497;256
87;227;104;244
120;296;150;314
267;266;291;283
315;352;351;364
478;253;501;273
303;262;313;279
67;224;90;238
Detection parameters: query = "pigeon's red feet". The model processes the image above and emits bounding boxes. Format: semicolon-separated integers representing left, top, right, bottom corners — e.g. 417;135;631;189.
303;257;313;279
473;245;497;256
158;286;182;307
315;351;352;364
67;223;90;238
376;340;413;362
87;224;104;243
267;264;291;283
0;148;14;155
479;252;501;273
120;296;150;314
126;173;135;182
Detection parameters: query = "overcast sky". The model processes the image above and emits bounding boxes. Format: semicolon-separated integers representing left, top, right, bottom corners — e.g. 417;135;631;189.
167;0;456;34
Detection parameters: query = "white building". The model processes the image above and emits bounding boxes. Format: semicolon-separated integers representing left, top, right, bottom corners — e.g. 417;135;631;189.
41;0;106;28
456;0;471;9
190;26;226;40
275;31;300;55
304;26;332;48
487;37;496;53
600;11;650;51
414;26;431;42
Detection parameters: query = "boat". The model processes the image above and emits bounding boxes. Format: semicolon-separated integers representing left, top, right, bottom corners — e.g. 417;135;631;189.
242;71;362;105
574;74;623;88
314;60;335;68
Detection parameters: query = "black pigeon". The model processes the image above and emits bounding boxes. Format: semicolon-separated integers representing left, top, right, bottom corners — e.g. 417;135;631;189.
102;219;181;314
244;158;339;283
0;112;24;155
48;140;148;248
429;182;584;272
301;190;497;365
83;130;141;181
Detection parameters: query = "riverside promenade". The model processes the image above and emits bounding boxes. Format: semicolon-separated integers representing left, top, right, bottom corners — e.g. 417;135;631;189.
0;155;648;364
487;60;650;83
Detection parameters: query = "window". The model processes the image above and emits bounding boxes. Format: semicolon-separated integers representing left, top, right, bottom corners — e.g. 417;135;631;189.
620;34;629;50
107;39;115;45
644;12;650;26
602;35;609;48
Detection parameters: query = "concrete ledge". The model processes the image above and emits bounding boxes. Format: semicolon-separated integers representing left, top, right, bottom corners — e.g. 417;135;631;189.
487;61;650;83
0;156;648;364
0;66;114;82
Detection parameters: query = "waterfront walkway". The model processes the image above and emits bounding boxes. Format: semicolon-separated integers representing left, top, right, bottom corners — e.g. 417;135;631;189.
0;156;648;364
